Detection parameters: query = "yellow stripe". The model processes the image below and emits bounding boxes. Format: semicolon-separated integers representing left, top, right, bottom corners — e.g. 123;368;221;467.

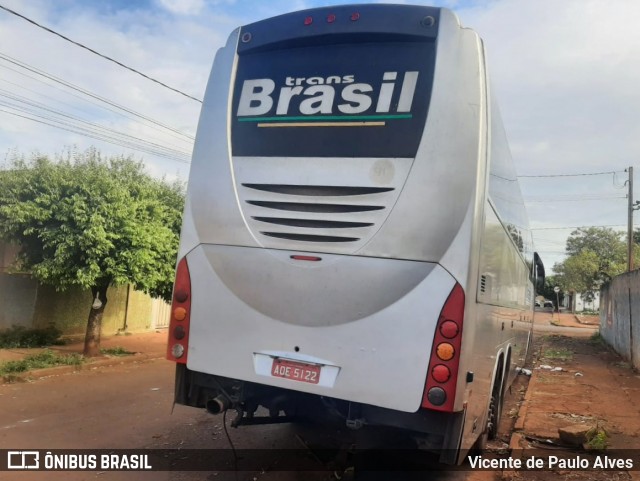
257;121;386;128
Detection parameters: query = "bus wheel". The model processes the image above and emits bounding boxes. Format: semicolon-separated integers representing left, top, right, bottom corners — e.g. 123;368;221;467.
487;381;504;440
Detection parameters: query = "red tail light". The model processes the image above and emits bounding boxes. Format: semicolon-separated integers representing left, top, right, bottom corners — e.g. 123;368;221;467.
166;257;191;364
421;283;464;412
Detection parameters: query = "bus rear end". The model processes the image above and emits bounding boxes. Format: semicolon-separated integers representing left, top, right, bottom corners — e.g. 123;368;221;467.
168;4;489;461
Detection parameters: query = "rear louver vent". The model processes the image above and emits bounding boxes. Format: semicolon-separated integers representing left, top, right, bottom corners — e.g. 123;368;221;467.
246;201;383;213
480;275;487;294
253;217;373;229
241;184;393;245
233;156;412;253
262;233;359;243
243;184;393;196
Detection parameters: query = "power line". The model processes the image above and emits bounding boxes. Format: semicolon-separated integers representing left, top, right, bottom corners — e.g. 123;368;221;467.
0;108;190;163
0;71;194;145
531;224;626;230
525;196;626;203
0;90;192;159
0;53;194;142
0;3;202;104
518;170;621;178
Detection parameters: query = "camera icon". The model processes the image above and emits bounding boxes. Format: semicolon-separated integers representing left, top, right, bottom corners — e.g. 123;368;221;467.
7;451;40;470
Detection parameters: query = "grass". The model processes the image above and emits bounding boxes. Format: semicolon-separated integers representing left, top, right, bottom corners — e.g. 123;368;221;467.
100;346;134;356
540;334;566;342
542;347;573;361
0;325;64;348
0;349;83;376
585;427;608;451
589;332;608;347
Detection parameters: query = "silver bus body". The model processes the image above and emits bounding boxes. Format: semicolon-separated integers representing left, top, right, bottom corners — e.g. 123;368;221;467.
168;4;541;464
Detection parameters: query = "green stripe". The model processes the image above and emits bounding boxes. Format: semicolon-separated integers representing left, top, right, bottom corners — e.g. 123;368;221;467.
238;114;413;122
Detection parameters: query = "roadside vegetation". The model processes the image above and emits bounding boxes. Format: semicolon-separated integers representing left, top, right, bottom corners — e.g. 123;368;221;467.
542;347;573;361
0;149;184;357
0;325;64;348
100;346;134;356
553;227;640;306
588;331;607;347
585;426;609;451
0;345;134;379
0;350;83;376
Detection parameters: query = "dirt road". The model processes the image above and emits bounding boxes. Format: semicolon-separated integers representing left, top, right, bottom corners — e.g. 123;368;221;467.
1;351;522;481
4;313;636;481
508;312;640;481
1;359;208;480
0;358;486;481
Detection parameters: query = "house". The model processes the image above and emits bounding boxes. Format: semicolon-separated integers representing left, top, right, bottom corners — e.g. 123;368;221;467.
561;290;600;313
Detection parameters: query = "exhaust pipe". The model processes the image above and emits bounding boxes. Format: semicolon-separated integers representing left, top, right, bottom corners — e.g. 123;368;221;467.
206;395;230;415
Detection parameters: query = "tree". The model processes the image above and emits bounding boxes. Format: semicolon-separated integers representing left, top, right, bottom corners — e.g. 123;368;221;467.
538;275;563;305
0;150;184;356
553;227;628;301
554;250;600;293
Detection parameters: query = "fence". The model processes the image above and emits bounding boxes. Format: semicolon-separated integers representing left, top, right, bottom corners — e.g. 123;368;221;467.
600;270;640;369
0;274;170;335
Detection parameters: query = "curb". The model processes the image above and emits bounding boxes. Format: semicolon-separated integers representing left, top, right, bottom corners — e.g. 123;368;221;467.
513;370;537;432
501;373;536;479
1;352;165;383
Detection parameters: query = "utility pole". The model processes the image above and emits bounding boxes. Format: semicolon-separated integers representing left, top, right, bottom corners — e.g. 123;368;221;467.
627;166;640;272
628;167;633;271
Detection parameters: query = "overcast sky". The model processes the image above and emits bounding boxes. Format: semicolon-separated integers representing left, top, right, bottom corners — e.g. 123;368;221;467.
0;0;638;271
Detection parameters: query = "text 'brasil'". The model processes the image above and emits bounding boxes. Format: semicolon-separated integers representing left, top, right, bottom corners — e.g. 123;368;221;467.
236;71;419;126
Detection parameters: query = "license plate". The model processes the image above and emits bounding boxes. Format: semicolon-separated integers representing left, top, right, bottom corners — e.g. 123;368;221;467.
271;358;320;384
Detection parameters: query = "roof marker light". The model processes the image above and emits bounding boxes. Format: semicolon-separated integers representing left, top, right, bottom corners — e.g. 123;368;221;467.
304;16;313;26
327;14;336;23
351;12;360;21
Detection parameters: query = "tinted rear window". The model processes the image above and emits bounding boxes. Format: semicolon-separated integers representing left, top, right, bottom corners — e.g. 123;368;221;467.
231;39;436;158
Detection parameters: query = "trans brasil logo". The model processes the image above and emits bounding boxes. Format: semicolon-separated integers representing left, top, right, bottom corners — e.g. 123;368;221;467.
236;71;419;128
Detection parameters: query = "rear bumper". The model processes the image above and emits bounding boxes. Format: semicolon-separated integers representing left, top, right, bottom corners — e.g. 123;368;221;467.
184;244;457;412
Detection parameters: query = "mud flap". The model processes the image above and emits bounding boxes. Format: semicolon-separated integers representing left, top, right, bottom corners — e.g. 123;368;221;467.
438;409;466;465
174;363;189;405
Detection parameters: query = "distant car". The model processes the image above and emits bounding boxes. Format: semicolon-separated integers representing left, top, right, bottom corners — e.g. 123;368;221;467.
535;300;541;307
543;300;554;308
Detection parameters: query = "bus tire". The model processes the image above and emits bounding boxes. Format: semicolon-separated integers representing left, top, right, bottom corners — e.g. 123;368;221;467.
487;391;501;440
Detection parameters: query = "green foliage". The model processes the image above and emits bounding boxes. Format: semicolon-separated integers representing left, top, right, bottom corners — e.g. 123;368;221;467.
555;249;600;293
0;149;184;301
0;349;83;376
0;324;63;348
542;347;573;361
100;346;134;356
585;427;608;451
588;332;606;346
538;275;563;301
553;227;628;299
565;227;623;259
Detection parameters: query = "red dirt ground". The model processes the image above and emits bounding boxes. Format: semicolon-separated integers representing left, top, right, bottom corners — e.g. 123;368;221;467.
504;313;640;481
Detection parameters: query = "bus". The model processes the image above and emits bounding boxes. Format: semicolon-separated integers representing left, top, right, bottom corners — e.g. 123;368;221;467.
167;4;545;465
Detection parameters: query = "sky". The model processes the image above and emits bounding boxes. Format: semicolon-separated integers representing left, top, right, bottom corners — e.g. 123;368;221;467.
0;0;638;272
